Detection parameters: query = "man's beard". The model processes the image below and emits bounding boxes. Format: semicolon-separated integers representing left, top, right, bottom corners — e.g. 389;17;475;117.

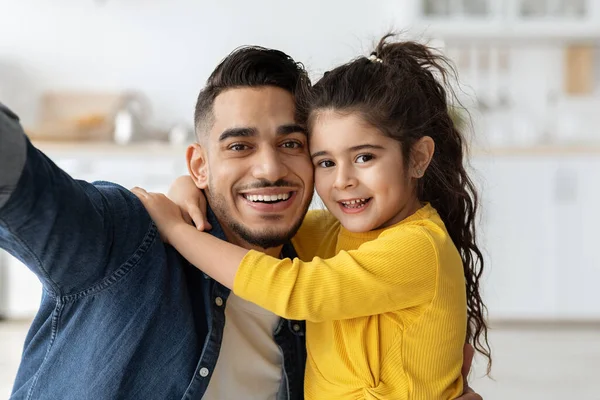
207;184;309;249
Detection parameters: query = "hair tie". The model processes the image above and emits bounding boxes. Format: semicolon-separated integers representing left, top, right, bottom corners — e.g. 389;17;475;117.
368;54;383;64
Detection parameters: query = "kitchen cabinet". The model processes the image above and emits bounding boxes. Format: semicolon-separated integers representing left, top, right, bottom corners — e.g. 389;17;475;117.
554;157;600;318
472;151;600;321
507;0;600;37
415;0;600;40
472;155;559;319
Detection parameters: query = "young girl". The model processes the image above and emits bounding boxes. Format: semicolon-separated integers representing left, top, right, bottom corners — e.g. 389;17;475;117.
134;35;491;399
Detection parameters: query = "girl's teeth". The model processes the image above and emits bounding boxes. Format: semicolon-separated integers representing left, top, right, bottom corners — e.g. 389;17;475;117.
342;198;369;207
344;199;366;205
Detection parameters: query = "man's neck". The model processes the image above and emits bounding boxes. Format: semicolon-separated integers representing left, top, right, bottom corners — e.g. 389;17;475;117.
244;243;283;258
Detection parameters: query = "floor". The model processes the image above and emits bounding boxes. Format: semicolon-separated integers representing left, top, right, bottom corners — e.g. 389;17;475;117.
0;320;598;399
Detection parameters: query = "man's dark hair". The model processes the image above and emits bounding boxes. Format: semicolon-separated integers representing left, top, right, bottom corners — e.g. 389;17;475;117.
194;46;310;139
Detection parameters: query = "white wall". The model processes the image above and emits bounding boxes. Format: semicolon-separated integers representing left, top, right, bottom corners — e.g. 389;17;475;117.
0;0;414;127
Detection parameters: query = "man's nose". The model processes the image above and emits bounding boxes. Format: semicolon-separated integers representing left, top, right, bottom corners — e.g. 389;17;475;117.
252;147;289;182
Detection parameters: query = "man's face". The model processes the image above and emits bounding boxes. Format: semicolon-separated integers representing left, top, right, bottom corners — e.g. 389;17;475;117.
193;86;314;249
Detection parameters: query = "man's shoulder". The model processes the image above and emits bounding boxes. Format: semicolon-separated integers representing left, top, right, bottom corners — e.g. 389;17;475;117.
89;180;149;216
86;181;157;255
91;180;139;197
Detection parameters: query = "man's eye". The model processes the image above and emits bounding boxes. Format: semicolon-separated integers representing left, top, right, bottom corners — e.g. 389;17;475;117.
317;160;335;168
229;144;248;151
281;141;303;149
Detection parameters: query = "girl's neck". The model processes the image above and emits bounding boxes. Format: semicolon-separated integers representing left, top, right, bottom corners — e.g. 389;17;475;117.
375;196;423;231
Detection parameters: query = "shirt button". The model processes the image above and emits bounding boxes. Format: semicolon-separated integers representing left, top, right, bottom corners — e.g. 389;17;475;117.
292;324;301;332
199;367;210;377
215;297;223;307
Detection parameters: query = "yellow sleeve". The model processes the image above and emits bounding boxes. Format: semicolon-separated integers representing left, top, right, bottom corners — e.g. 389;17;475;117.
233;225;439;322
291;209;339;260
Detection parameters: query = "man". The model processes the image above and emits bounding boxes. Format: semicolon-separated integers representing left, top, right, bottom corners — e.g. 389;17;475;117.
0;46;482;399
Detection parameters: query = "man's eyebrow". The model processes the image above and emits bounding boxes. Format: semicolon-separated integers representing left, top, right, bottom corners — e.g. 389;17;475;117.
277;124;307;136
218;127;257;142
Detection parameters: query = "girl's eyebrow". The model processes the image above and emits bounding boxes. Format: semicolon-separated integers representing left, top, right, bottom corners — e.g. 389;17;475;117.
311;144;384;159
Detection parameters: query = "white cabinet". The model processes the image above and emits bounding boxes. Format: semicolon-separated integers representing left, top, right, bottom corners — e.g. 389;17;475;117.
417;0;505;37
46;144;189;192
415;0;600;39
554;157;600;319
0;143;188;319
473;156;559;319
508;0;600;33
472;152;600;321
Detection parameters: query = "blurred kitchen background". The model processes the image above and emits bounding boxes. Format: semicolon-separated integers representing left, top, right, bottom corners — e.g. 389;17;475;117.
1;0;599;398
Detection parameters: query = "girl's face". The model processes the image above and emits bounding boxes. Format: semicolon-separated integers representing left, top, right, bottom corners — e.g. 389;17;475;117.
310;110;423;233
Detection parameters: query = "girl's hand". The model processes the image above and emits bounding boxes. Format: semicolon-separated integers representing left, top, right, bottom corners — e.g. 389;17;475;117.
167;175;212;231
131;187;188;244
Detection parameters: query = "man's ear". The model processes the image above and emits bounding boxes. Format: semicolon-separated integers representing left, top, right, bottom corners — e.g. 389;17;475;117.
187;143;209;189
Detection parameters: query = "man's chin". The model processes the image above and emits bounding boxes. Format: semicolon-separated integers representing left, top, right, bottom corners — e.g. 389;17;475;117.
230;218;304;250
209;189;310;250
235;228;293;249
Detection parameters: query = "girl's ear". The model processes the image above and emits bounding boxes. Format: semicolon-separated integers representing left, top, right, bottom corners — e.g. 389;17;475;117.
410;136;435;178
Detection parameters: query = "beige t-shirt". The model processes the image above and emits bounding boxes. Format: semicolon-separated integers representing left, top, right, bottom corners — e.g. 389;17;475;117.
203;293;283;400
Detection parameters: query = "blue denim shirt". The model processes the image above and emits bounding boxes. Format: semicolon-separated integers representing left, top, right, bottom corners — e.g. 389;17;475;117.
0;104;306;400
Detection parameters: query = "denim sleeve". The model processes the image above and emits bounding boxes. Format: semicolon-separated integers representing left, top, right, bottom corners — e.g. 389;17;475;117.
0;103;154;296
0;104;26;208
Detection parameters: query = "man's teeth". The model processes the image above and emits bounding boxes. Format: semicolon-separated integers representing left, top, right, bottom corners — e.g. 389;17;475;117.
245;193;291;202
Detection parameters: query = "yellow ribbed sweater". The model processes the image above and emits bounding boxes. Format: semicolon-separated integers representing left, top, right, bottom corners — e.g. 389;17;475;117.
233;204;467;399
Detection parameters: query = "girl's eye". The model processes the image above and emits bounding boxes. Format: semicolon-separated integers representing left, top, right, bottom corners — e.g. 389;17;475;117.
317;160;335;168
355;154;374;163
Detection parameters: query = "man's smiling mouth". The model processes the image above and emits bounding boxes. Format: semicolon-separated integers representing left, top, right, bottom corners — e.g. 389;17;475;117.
242;192;293;203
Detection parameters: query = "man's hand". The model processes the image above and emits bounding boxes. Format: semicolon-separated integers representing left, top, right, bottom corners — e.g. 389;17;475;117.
131;187;188;244
456;343;483;400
